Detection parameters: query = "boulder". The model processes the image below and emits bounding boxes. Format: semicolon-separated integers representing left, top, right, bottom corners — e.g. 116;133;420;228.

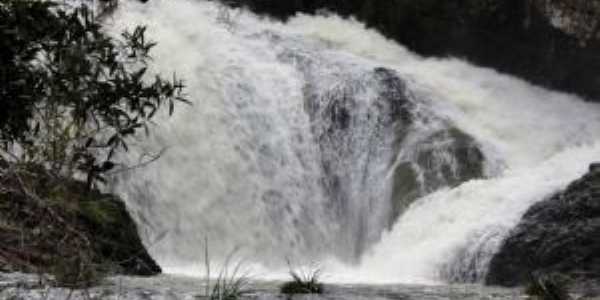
0;162;160;283
486;164;600;288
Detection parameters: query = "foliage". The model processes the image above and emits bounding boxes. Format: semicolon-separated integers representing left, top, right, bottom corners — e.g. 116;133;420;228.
207;270;250;300
202;240;251;300
279;262;323;295
0;0;188;188
0;161;100;287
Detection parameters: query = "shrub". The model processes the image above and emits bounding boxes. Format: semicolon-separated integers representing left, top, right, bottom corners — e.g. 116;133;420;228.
0;0;188;188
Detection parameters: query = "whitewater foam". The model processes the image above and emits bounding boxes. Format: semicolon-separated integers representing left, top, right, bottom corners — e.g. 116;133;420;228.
107;0;600;284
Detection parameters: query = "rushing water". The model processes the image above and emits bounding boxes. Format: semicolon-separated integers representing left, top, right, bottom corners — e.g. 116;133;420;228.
107;0;600;285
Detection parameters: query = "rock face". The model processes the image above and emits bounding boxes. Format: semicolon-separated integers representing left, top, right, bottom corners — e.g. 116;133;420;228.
0;163;161;282
273;26;488;260
77;191;162;276
227;0;600;101
298;62;485;259
486;164;600;287
306;67;417;258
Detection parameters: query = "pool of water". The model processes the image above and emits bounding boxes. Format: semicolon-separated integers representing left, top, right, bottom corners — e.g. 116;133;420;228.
0;273;526;300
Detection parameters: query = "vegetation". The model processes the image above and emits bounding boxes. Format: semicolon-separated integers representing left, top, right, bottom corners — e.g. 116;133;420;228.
0;0;188;188
0;159;161;286
202;240;251;300
279;262;323;295
206;271;250;300
0;0;182;287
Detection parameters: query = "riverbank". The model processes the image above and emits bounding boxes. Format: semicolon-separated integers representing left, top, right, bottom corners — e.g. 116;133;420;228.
0;272;528;300
0;160;160;287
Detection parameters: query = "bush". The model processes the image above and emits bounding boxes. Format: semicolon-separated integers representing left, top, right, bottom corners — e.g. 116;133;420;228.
0;0;188;188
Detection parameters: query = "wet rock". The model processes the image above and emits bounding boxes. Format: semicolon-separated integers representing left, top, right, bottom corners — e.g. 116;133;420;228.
391;127;485;225
486;164;600;288
77;192;162;276
589;162;600;172
307;67;416;259
305;65;485;257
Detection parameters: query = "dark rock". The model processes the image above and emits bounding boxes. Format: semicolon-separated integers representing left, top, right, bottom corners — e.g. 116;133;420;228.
306;66;485;260
308;67;415;259
77;191;162;276
391;127;484;226
0;163;161;279
225;0;600;101
485;169;600;287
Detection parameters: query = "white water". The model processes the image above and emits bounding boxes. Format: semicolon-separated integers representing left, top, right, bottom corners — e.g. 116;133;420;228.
108;0;600;284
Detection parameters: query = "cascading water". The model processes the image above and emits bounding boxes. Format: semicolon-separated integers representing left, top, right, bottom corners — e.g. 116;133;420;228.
108;0;600;284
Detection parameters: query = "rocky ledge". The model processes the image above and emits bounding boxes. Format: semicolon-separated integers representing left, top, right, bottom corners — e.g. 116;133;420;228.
0;161;160;286
225;0;600;101
486;163;600;291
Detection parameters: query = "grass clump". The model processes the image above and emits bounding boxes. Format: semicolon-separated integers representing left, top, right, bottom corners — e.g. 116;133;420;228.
525;273;571;300
206;266;250;300
279;262;323;295
201;239;251;300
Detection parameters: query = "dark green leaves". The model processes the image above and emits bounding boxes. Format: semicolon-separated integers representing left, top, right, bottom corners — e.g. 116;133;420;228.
0;0;188;189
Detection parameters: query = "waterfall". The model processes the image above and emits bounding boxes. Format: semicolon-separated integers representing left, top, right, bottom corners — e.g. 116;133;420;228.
108;0;600;284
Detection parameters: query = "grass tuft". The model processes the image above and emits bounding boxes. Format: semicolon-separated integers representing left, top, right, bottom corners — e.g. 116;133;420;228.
202;238;251;300
280;261;323;295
